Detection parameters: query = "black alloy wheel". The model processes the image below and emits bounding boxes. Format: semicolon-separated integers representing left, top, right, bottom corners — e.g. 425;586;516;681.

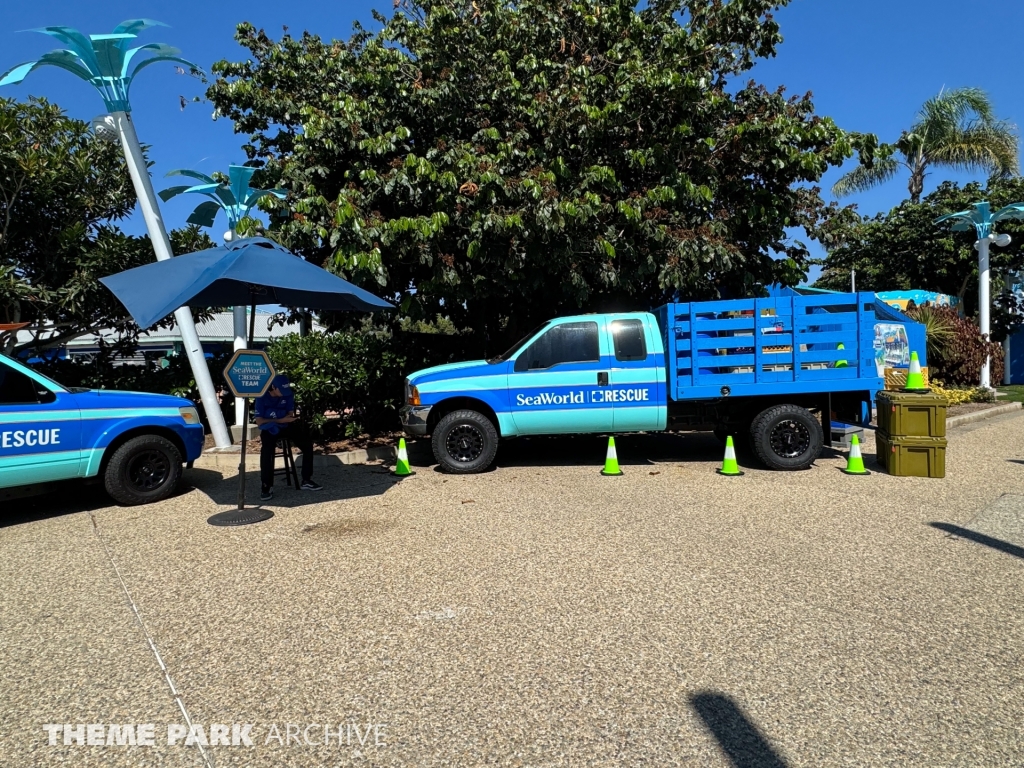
432;409;499;473
750;403;823;471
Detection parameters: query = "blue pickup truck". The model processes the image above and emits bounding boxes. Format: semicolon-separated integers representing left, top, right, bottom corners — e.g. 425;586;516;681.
401;291;925;473
0;353;205;505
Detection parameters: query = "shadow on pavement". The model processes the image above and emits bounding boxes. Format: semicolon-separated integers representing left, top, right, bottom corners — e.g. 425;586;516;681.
0;480;196;528
187;461;400;509
929;522;1024;561
690;692;790;768
491;432;745;470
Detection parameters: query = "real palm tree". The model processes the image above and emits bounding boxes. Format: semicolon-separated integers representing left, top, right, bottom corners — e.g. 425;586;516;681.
833;87;1019;204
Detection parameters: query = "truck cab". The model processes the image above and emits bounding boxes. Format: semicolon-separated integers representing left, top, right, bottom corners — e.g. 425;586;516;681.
0;354;205;505
401;312;668;472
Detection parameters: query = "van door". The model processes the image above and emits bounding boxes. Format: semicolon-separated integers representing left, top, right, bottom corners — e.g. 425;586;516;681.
607;318;665;432
508;320;615;435
0;360;81;490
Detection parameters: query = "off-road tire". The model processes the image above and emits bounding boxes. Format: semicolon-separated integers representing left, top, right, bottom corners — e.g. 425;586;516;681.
432;409;499;474
104;435;183;506
750;404;822;471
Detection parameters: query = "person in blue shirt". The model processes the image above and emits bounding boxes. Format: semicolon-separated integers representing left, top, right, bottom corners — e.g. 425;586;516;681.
253;374;321;501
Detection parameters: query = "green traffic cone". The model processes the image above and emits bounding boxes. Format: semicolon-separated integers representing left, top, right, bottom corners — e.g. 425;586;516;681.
392;437;415;476
904;351;928;392
841;434;870;475
600;436;623;476
835;342;848;368
716;435;744;476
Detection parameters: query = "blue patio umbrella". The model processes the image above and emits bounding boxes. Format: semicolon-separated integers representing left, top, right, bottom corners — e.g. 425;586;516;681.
100;237;392;334
99;237;393;523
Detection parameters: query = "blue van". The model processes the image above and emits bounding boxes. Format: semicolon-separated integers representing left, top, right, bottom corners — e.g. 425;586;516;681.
0;353;205;505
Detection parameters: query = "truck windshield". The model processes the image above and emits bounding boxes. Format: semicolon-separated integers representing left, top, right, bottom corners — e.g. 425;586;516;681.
487;322;550;364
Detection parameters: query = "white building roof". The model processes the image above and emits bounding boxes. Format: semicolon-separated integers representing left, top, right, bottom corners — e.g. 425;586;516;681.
16;311;322;349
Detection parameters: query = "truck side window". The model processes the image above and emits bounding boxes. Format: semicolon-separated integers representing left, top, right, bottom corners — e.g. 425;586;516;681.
0;365;46;405
514;322;599;371
611;320;647;362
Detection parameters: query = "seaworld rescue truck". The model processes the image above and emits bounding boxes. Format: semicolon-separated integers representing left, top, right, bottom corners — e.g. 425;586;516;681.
401;290;925;473
0;353;205;505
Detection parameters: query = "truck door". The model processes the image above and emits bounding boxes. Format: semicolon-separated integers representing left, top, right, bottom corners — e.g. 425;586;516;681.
607;318;665;432
508;320;615;435
0;359;81;490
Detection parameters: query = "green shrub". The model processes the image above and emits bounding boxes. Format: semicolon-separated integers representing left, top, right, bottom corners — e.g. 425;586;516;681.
905;305;1003;386
266;328;480;438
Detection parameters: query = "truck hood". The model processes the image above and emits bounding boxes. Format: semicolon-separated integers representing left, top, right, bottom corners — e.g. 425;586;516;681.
69;389;195;410
408;359;493;384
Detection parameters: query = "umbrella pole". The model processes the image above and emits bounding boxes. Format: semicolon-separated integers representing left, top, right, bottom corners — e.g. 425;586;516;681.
237;304;259;511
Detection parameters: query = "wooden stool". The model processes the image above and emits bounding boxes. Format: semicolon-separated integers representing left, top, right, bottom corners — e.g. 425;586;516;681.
275;437;300;488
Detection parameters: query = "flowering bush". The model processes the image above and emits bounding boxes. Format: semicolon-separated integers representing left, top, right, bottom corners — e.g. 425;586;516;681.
929;382;995;405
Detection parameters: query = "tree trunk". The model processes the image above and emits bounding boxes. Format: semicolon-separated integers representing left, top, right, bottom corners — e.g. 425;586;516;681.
908;160;925;204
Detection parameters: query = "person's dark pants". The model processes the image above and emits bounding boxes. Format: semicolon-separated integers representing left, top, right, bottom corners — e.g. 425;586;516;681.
260;422;314;488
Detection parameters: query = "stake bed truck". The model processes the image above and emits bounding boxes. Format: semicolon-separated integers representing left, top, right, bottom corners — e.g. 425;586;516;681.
401;291;924;473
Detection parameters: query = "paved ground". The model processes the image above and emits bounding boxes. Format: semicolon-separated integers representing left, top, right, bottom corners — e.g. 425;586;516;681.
2;414;1024;767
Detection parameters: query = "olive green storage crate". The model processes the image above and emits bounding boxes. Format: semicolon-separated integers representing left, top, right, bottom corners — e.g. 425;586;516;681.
875;391;947;438
876;432;947;478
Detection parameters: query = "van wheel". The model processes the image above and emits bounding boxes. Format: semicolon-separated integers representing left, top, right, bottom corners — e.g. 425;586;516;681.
104;435;183;506
432;409;499;474
750;404;822;470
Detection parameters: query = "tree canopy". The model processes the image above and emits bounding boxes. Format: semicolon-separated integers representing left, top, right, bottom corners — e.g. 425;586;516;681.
816;177;1024;339
0;97;212;355
832;87;1018;204
209;0;868;349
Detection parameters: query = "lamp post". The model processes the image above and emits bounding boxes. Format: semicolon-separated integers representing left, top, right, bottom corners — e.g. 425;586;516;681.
935;201;1024;390
0;20;233;448
159;165;286;438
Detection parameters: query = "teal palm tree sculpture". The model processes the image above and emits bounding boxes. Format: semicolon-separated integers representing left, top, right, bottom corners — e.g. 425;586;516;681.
0;20;197;112
0;20;233;447
161;165;286;430
159;165;286;234
935;201;1024;388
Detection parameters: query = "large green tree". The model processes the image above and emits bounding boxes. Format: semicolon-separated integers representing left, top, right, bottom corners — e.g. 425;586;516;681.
209;0;868;350
0;97;212;356
816;177;1024;338
832;87;1018;204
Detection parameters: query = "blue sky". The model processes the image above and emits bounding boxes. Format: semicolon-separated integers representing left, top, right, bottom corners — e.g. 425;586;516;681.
2;0;1022;283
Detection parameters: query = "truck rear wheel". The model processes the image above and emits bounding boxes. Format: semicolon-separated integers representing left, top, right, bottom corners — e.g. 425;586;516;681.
104;435;183;506
750;404;822;471
432;409;498;474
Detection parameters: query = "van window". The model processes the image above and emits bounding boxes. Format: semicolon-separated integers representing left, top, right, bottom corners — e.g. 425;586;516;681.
0;364;44;405
611;320;647;362
514;322;600;371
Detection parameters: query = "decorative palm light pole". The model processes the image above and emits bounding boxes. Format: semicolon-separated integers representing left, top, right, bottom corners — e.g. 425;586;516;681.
935;201;1024;390
160;165;286;437
0;20;233;448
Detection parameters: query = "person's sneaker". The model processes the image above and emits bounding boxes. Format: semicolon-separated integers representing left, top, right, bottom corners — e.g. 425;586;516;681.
300;480;323;492
260;486;274;502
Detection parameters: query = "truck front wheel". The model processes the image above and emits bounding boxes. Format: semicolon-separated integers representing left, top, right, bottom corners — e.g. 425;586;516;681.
750;404;822;471
104;435;183;506
432;409;499;474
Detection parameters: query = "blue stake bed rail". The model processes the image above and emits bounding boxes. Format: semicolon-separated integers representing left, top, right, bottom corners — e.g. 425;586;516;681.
653;292;887;400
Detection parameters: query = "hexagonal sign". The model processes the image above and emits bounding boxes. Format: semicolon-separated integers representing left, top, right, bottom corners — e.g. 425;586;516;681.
223;350;276;399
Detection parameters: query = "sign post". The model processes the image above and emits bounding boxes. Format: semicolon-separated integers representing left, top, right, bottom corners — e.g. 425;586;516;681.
208;350;276;526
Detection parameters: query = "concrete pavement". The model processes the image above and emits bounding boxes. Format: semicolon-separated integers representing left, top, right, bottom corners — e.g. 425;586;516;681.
2;414;1023;766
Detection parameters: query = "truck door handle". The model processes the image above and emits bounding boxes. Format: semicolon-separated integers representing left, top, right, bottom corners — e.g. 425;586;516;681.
597;372;609;386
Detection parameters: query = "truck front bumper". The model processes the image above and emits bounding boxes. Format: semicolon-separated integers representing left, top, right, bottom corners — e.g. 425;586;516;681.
400;405;432;437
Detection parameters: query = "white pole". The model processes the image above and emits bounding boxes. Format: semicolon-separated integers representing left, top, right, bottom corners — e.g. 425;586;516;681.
233;303;247;427
851;269;856;293
111;111;233;448
977;235;992;390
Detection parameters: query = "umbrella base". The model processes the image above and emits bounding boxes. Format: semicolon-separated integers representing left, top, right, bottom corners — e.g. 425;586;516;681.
208;508;274;527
